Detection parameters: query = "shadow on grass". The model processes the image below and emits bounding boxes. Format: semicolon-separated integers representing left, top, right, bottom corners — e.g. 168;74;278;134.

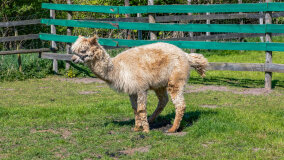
110;110;217;132
189;77;284;89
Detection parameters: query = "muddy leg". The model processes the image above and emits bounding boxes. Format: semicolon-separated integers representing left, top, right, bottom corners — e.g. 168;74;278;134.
167;81;186;133
137;91;149;133
148;87;168;123
129;94;141;132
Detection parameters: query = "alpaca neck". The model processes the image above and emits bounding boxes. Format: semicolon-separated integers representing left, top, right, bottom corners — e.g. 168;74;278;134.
87;46;114;83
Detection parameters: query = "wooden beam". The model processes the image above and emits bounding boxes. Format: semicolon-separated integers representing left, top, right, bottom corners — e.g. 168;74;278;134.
0;48;50;55
208;62;284;73
41;52;72;61
0;34;39;42
0;19;41;28
208;62;265;72
84;12;284;23
42;19;284;33
38;54;284;73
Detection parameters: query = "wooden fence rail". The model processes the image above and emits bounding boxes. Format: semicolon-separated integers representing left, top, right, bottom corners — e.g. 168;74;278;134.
0;34;39;43
90;12;284;22
0;19;43;71
0;19;41;28
39;52;284;73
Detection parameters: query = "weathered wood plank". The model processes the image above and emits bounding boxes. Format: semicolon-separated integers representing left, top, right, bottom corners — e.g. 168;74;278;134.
38;54;284;73
0;48;50;55
265;63;284;73
208;62;284;73
42;3;118;14
90;12;284;23
42;19;284;33
0;34;39;42
0;19;41;28
41;52;72;61
208;62;265;72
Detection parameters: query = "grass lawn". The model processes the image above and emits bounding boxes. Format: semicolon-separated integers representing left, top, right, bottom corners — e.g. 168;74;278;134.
0;77;283;159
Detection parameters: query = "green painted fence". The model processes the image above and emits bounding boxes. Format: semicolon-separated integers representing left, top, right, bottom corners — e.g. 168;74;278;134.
39;33;284;52
42;2;284;14
40;2;284;52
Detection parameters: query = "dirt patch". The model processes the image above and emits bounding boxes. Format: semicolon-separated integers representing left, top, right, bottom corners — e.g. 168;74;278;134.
185;85;273;95
79;91;100;95
54;147;70;159
39;87;49;89
200;105;219;109
60;129;72;139
164;132;187;136
30;128;71;139
58;78;105;84
118;145;151;155
201;141;215;148
30;128;59;134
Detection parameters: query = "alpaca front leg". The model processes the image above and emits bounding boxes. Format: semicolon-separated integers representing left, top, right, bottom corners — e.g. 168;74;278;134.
137;91;149;133
129;94;142;132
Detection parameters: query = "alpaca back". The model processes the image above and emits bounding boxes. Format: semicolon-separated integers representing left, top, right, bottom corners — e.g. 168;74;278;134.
109;43;190;94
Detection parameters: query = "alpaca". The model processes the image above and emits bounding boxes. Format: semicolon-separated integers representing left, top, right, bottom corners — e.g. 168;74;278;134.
71;35;208;133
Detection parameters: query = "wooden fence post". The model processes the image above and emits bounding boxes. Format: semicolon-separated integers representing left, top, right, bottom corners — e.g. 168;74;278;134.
265;0;272;90
239;0;244;53
15;28;22;72
66;0;73;70
125;0;131;39
148;0;157;40
187;0;195;53
137;13;142;40
259;0;264;42
50;8;58;73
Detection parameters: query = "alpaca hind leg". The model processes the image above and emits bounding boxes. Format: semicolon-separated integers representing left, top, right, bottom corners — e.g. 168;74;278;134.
129;94;142;132
137;91;150;133
148;87;168;123
167;81;186;133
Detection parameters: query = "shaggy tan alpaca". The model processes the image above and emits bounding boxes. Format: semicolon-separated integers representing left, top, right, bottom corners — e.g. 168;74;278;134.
71;35;208;133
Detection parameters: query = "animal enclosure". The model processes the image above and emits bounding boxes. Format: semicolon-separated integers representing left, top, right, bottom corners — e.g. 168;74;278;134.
38;2;284;89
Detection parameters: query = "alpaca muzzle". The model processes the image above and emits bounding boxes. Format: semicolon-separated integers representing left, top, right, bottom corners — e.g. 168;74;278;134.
71;54;86;63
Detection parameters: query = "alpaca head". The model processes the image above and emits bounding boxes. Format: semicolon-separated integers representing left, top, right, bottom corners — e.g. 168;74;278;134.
71;35;103;63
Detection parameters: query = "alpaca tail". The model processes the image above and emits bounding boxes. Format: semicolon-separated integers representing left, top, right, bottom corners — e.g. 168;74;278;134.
187;53;209;77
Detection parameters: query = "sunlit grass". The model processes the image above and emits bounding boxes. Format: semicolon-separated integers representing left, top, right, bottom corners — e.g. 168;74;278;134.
0;77;283;159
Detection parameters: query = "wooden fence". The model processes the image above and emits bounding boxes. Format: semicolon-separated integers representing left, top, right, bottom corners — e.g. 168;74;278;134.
0;19;50;71
38;2;284;89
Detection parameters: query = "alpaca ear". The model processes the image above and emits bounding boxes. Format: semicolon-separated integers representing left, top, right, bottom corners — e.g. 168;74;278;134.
88;35;98;45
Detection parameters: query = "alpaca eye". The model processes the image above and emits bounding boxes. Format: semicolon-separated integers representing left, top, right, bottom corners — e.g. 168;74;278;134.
81;50;87;54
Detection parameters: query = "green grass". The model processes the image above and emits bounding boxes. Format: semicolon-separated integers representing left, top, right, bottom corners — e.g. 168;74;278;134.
0;77;283;159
